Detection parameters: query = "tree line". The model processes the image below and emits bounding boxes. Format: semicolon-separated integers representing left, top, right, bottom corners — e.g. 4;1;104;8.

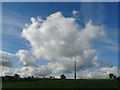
1;73;120;81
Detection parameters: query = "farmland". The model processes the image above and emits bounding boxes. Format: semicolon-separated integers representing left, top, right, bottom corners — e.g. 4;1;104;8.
2;79;119;89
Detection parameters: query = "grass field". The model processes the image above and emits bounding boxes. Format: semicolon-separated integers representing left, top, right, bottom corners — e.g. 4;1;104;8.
2;79;120;88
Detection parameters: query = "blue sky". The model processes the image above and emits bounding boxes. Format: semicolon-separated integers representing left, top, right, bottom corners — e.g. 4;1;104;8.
1;2;118;77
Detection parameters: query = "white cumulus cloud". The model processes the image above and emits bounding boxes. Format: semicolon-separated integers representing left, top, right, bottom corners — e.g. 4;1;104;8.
72;10;79;16
2;11;116;79
1;65;118;79
21;11;106;75
77;66;118;79
16;50;36;66
0;50;14;67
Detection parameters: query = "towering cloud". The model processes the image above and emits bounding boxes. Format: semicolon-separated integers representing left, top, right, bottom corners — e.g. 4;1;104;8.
1;11;117;78
21;11;105;74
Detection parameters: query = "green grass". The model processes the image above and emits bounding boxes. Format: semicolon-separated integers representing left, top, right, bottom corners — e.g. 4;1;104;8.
2;79;119;88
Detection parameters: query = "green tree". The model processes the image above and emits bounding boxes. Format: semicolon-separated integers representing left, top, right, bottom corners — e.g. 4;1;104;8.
60;74;66;79
109;73;114;79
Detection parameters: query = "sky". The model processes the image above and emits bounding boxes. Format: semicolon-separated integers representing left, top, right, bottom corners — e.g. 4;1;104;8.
1;2;119;79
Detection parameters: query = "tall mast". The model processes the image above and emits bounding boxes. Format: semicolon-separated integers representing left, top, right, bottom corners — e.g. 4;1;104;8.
74;60;76;79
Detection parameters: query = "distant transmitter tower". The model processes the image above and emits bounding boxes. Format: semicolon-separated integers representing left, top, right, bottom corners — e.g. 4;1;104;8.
74;61;76;79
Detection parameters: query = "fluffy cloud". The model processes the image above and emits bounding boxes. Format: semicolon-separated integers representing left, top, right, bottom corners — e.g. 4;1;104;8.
72;10;79;16
21;11;105;74
16;50;36;66
0;50;14;67
2;11;115;79
77;66;118;79
1;65;118;79
1;66;16;76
